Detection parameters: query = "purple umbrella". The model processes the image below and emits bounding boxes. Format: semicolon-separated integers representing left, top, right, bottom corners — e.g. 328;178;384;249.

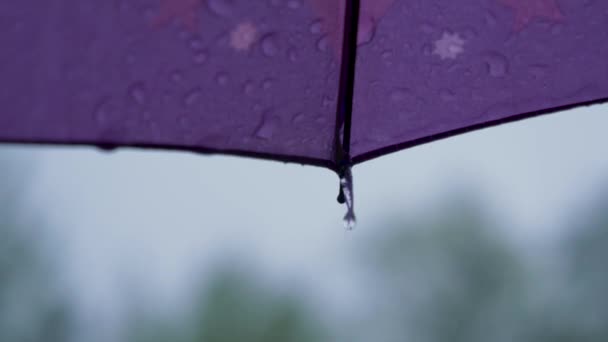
2;0;607;228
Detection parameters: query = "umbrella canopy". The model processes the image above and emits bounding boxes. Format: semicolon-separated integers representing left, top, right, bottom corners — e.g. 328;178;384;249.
2;0;608;226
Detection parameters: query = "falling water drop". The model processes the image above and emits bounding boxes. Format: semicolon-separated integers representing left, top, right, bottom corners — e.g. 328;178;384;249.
339;168;356;230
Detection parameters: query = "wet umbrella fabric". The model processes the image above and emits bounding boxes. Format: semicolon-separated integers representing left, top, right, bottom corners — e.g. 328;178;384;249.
1;0;608;225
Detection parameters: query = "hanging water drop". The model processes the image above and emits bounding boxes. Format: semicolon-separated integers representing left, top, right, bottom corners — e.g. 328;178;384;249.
339;167;356;230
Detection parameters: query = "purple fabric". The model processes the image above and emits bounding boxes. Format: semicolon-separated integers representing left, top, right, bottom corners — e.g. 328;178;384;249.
1;0;607;171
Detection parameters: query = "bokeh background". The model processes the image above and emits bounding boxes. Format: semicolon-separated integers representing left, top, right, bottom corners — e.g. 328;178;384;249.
1;103;608;341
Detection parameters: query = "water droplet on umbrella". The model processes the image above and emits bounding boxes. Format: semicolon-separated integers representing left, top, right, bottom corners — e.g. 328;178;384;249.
189;38;203;50
292;112;305;124
243;80;255;95
93;98;111;123
254;113;280;140
262;78;274;90
529;64;548;79
261;34;279;57
215;72;230;85
440;89;456;101
484;52;509;77
316;35;330;52
128;82;146;105
357;17;376;46
193;50;208;64
309;19;323;34
125;53;136;65
170;70;184;83
183;87;202;106
390;88;410;102
287;0;301;9
287;47;299;62
207;0;234;17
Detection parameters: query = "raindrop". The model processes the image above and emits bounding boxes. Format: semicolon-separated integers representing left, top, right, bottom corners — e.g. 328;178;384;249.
340;168;356;230
381;50;393;64
439;89;456;101
261;34;280;57
215;72;230;85
193;50;208;64
484;52;509;77
183;87;202;106
287;0;301;9
207;0;234;17
322;95;334;107
93;98;112;123
189;37;203;50
309;19;323;34
243;80;255;95
529;64;548;79
287;47;299;62
170;70;183;83
390;88;411;102
357;17;376;46
316;35;330;52
255;113;280;140
292;112;305;124
128;82;146;105
262;78;274;90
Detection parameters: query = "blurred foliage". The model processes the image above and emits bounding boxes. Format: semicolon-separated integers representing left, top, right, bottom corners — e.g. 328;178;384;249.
128;266;330;342
0;153;72;342
358;197;530;342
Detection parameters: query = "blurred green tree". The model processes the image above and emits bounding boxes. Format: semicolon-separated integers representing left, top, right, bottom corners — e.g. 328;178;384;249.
0;152;73;342
128;264;330;342
358;196;531;342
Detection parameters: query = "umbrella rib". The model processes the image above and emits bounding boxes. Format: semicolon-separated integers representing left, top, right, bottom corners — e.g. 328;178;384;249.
334;0;360;173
